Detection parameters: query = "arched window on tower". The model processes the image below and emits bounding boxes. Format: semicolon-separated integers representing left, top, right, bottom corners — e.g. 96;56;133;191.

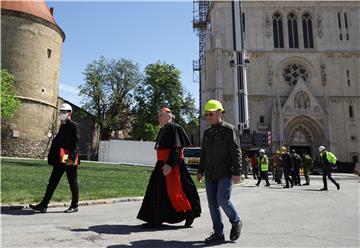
288;13;299;48
273;13;284;48
302;13;314;48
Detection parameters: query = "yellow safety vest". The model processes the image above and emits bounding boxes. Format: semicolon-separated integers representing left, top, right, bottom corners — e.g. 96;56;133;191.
258;155;269;172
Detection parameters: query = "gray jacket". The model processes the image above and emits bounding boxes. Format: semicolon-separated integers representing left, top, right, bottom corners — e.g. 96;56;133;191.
198;121;242;181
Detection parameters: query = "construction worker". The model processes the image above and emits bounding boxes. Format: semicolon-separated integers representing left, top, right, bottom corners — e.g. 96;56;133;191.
319;146;340;191
197;99;242;244
290;150;302;186
302;153;313;186
272;150;282;184
280;146;293;188
256;149;270;187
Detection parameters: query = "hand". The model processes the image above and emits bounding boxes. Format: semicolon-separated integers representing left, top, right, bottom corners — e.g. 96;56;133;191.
162;164;172;176
232;175;241;184
66;159;73;166
196;173;203;182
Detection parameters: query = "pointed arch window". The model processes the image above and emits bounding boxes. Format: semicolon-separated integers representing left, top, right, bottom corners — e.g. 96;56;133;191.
288;13;299;48
273;13;284;48
302;13;314;48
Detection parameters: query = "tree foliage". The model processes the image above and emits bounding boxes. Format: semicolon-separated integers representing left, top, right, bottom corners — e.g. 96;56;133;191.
131;61;198;141
0;69;21;120
79;57;142;140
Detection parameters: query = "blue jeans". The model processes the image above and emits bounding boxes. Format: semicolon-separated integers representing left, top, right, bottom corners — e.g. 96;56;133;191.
205;177;240;235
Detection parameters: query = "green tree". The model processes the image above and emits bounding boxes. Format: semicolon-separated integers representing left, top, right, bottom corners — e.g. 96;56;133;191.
79;57;142;140
0;69;21;120
131;61;198;141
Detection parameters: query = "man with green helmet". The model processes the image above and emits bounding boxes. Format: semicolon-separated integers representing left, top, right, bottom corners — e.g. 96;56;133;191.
197;99;242;244
255;149;270;187
319;146;340;191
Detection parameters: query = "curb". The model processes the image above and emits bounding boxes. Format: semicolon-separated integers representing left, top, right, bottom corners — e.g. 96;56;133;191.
1;181;246;211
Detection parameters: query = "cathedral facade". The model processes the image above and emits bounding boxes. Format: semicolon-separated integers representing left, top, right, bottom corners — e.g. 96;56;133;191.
200;0;359;162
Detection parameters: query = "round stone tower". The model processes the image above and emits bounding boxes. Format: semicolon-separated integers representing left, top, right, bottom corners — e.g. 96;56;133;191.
1;0;65;158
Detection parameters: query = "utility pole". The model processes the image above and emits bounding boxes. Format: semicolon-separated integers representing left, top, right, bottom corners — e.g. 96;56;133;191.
231;0;249;135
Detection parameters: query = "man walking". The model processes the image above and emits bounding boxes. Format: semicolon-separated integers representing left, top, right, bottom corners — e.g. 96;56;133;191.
291;150;302;186
280;147;294;188
30;103;80;213
255;149;270;187
197;99;242;244
319;146;340;191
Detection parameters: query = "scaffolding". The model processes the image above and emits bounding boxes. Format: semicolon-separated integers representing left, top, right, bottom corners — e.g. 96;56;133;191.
192;0;210;70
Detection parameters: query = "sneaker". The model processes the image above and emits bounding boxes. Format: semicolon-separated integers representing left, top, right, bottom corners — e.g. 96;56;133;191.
29;204;47;213
230;220;242;241
265;184;270;187
255;183;259;187
283;185;290;188
64;206;78;213
302;182;310;186
205;232;225;244
320;188;328;191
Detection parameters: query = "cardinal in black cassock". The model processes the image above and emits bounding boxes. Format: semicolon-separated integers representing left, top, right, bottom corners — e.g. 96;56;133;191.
137;107;201;228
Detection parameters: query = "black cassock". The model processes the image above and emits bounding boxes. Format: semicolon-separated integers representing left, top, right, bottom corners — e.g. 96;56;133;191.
137;122;201;226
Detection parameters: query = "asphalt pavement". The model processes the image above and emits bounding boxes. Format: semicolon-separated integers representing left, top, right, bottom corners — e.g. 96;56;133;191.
1;174;359;247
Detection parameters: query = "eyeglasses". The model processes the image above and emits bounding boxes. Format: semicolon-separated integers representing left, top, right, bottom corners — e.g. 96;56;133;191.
205;112;215;117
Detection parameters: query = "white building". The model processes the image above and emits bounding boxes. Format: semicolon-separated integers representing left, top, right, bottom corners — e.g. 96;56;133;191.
199;0;360;162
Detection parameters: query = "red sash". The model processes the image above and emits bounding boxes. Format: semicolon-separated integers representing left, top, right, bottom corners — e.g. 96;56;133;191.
59;148;79;166
157;149;192;213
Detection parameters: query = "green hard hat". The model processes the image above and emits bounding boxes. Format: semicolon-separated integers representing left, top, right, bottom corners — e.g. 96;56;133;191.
204;100;224;112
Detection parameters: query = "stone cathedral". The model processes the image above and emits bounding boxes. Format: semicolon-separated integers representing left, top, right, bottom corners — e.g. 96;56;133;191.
200;0;359;162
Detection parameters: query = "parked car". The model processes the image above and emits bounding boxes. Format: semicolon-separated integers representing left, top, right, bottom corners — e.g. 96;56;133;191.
183;147;201;169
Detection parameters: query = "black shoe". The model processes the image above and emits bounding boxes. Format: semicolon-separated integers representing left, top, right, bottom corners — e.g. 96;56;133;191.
29;204;47;213
336;184;340;190
302;183;310;186
230;220;242;241
283;185;290;188
320;188;328;191
255;183;259;186
184;217;194;228
265;184;270;187
64;206;78;213
205;232;225;244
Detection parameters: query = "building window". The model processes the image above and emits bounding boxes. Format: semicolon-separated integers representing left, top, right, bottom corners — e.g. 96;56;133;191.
353;155;358;163
302;13;314;48
273;13;284;48
260;116;265;124
288;13;299;48
47;49;52;58
344;12;349;40
283;63;309;85
349;105;353;118
346;69;350;86
338;12;343;40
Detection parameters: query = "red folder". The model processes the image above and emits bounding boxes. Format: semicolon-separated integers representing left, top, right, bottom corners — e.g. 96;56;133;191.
59;148;79;166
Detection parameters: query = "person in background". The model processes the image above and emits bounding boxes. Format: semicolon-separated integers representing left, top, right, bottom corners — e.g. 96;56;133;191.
290;150;302;186
256;149;270;187
250;154;259;180
242;154;249;179
30;103;80;213
302;153;313;186
272;150;283;184
319;146;340;191
197;100;242;244
280;146;294;188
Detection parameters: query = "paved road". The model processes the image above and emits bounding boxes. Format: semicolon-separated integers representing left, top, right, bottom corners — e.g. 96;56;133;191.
2;175;359;247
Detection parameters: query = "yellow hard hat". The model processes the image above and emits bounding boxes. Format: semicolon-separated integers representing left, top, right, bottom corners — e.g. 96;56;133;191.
204;100;224;112
280;146;287;152
276;150;280;154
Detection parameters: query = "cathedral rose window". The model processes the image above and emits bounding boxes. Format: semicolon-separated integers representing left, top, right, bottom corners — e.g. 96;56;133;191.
283;63;309;85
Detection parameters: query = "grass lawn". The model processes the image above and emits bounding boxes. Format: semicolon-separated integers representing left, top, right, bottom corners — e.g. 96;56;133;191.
1;158;205;205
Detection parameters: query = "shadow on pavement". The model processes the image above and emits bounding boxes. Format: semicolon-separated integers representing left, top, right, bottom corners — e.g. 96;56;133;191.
1;209;34;215
107;239;235;247
72;224;185;235
302;189;323;192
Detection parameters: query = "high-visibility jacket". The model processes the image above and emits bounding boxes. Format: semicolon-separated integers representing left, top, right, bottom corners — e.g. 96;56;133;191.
321;151;337;165
258;155;269;172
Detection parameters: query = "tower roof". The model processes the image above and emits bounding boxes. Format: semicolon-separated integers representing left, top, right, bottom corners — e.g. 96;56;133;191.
1;0;59;27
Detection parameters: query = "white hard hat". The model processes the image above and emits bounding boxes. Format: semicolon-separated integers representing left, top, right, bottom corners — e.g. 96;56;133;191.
259;149;266;154
318;146;326;152
59;103;72;112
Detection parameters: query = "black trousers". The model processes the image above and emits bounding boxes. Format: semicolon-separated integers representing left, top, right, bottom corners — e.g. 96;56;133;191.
283;167;293;187
252;167;259;179
41;164;79;207
292;166;301;185
257;171;270;186
322;168;338;189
